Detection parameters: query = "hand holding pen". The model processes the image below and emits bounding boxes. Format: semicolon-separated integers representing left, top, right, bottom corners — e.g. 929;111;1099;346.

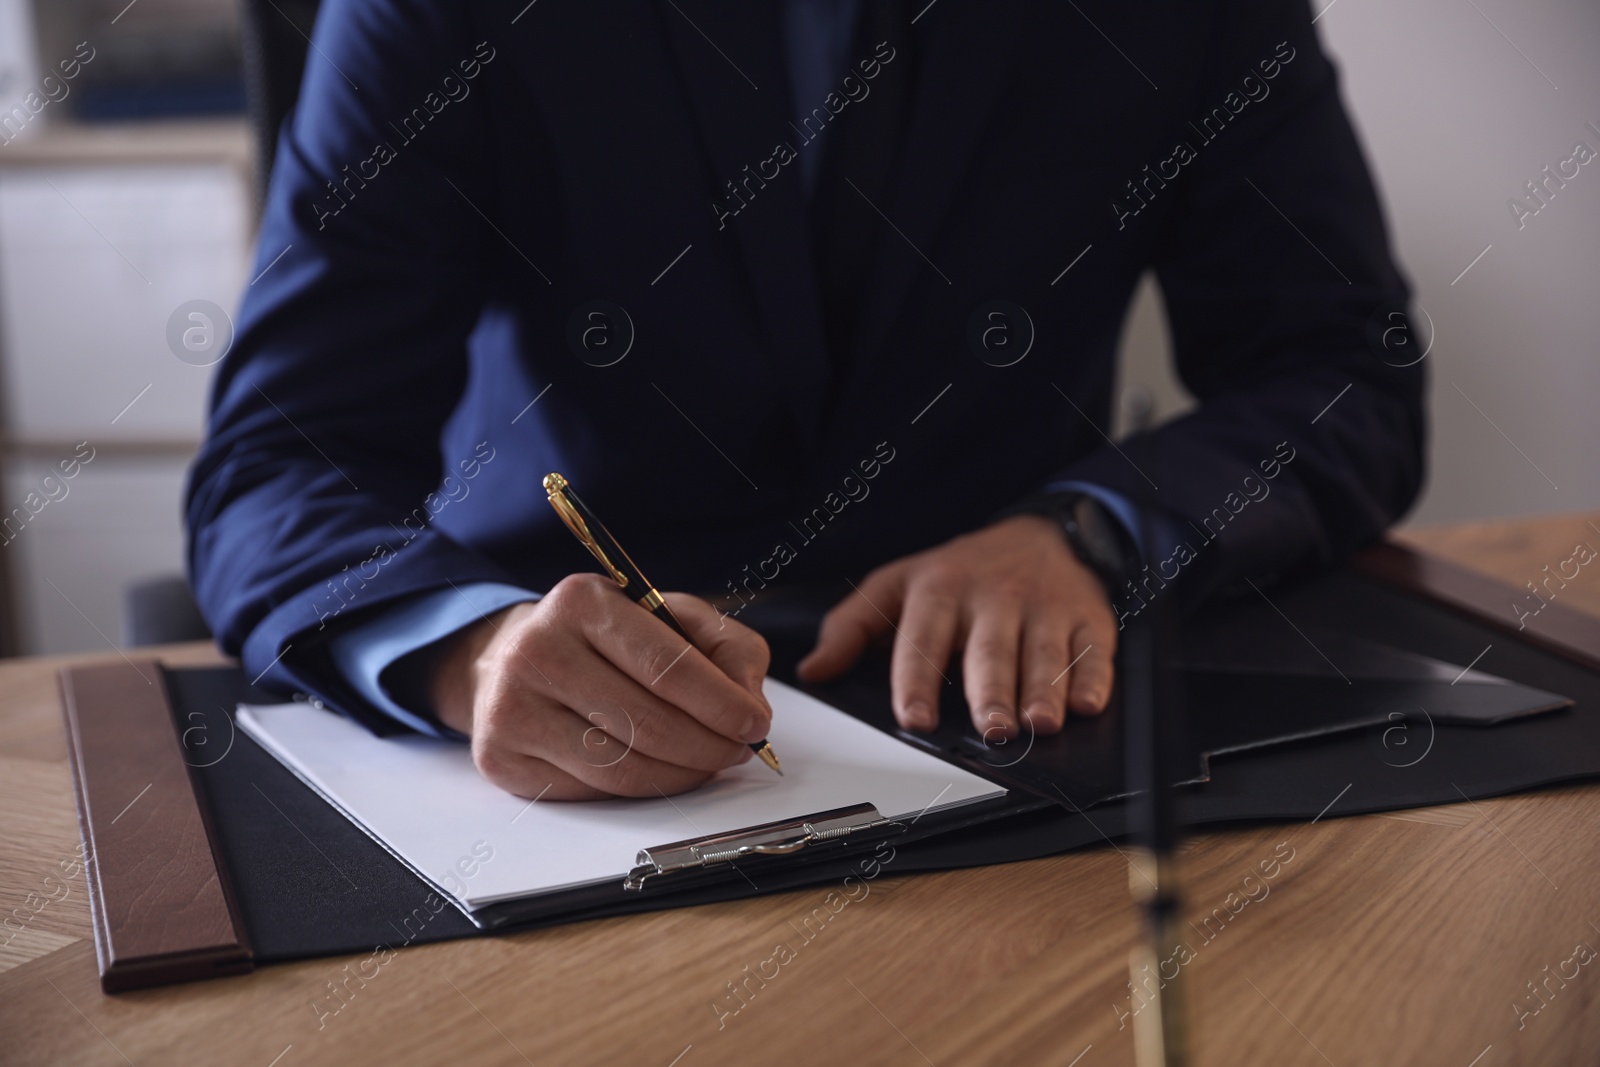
544;473;783;775
425;476;778;800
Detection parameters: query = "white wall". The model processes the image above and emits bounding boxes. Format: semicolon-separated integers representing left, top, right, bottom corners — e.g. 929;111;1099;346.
0;162;248;654
1116;0;1600;524
0;165;243;440
3;454;190;654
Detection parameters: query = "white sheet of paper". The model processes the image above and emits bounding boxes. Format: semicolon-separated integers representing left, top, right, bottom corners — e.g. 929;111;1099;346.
237;679;1004;911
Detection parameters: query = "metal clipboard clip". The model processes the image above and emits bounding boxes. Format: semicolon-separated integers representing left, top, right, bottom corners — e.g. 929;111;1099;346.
623;803;900;891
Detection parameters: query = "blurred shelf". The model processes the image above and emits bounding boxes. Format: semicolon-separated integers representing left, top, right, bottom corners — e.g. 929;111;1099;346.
0;117;251;168
3;438;201;457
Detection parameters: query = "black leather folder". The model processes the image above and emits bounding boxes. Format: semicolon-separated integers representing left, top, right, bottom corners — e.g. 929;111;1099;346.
66;565;1600;988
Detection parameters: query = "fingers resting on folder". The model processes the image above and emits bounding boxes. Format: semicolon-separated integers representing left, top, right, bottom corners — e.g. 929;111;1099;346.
431;574;772;800
796;514;1117;739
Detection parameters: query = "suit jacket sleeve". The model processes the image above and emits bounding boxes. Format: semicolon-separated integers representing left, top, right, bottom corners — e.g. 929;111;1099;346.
324;582;542;735
184;0;515;728
1045;0;1426;612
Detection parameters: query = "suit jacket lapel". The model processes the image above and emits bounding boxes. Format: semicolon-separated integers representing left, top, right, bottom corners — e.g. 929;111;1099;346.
658;0;831;453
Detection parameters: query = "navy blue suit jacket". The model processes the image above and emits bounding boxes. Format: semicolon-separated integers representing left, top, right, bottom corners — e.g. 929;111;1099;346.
186;0;1425;728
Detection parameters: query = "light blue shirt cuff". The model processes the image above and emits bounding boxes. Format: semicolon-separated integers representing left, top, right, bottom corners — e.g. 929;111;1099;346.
325;582;541;737
1046;480;1180;572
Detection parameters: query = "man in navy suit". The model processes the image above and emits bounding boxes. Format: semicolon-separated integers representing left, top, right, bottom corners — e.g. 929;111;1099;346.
187;0;1424;798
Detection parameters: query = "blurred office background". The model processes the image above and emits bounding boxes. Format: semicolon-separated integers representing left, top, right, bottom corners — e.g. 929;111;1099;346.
0;0;1594;656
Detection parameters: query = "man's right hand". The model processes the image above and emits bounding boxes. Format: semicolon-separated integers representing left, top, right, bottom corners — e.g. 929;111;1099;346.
430;574;772;800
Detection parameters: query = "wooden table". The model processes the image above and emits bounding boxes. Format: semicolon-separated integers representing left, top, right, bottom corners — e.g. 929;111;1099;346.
3;515;1598;1066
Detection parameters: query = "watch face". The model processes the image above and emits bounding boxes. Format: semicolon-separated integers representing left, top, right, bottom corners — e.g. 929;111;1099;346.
1069;495;1127;583
1069;495;1106;551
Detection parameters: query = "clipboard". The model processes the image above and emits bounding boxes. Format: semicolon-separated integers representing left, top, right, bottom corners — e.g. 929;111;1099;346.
230;677;1030;931
58;553;1600;991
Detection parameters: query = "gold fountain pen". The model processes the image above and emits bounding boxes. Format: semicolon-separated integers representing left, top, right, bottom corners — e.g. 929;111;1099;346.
542;472;783;775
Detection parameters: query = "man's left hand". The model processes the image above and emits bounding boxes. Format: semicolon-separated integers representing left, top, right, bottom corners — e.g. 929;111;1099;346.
796;514;1118;739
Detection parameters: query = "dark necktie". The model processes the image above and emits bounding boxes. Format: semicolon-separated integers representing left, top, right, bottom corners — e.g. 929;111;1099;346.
807;0;915;376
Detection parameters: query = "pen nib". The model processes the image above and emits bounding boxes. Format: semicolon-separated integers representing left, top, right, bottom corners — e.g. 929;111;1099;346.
753;741;783;776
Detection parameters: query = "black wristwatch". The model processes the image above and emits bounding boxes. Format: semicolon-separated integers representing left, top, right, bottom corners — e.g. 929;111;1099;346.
1047;492;1137;594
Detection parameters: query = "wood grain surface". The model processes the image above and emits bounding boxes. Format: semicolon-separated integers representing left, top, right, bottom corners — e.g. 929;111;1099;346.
1379;511;1600;673
1395;511;1600;621
0;517;1596;1066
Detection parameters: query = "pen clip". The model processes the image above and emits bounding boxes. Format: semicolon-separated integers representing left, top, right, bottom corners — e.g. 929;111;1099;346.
543;473;629;588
